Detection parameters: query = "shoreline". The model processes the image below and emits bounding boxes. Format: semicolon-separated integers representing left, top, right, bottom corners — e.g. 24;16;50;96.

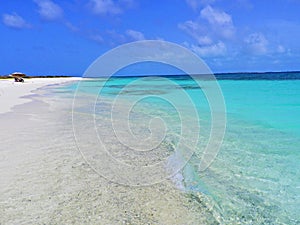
0;77;81;114
0;79;219;224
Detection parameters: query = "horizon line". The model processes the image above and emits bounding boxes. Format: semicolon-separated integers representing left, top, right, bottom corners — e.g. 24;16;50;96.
1;70;300;77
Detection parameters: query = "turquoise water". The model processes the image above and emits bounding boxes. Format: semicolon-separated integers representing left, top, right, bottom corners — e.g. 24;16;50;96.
61;75;300;224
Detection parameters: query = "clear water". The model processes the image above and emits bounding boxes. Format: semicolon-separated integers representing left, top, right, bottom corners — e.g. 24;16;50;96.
60;74;300;224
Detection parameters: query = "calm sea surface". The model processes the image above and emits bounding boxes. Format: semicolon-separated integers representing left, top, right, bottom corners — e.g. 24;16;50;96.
59;72;300;224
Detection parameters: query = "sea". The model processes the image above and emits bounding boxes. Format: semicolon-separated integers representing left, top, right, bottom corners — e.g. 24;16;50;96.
55;71;300;224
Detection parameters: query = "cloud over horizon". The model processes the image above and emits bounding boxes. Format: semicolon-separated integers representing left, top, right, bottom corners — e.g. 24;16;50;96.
179;2;290;62
244;32;268;55
200;5;235;39
179;5;235;57
188;41;227;57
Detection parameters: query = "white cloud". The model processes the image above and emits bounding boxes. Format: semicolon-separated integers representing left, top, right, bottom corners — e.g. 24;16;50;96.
178;20;212;45
179;5;235;58
186;0;199;10
87;29;145;45
34;0;63;21
186;0;215;10
126;29;145;41
90;34;104;43
89;0;122;15
65;22;79;32
201;6;231;26
190;41;227;57
196;35;212;45
244;33;268;55
106;30;126;44
277;45;286;53
200;5;235;38
2;13;31;29
88;0;135;15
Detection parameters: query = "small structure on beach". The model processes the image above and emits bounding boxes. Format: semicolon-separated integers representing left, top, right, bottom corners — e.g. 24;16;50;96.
10;72;26;77
9;72;26;82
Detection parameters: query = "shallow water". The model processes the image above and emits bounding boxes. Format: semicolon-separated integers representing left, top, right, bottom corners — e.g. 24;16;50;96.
60;74;300;224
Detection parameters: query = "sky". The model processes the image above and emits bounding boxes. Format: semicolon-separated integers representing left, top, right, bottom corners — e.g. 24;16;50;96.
1;0;300;75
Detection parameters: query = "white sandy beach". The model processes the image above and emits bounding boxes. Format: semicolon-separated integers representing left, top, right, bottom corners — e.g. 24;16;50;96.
0;77;82;199
0;77;81;114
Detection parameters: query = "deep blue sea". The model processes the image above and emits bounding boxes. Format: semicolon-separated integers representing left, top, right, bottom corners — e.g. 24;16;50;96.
61;72;300;224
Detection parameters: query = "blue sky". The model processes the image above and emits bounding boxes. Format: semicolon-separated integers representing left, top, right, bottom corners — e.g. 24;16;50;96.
1;0;300;75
